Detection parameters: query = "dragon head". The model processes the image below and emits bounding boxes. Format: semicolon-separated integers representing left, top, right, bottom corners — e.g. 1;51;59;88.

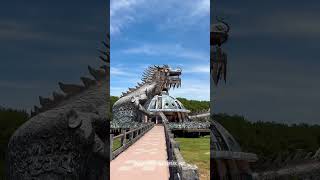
158;65;182;91
141;65;182;93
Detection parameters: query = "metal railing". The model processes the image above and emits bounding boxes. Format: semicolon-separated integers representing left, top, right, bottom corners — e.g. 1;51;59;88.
110;123;154;160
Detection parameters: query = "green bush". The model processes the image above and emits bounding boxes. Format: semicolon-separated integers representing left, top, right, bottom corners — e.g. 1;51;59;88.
0;107;29;179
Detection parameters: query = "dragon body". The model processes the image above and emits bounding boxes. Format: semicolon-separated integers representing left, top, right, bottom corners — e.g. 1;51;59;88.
6;36;110;180
112;65;182;129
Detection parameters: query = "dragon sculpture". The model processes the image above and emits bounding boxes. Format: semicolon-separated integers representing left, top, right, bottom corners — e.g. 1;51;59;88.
211;17;230;85
6;35;110;180
112;65;182;129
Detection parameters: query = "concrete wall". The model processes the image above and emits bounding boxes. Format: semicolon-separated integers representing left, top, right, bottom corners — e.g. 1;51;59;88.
163;122;200;180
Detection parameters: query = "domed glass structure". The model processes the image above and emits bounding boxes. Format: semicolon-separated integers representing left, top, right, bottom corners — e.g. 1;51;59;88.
145;92;190;123
147;93;190;113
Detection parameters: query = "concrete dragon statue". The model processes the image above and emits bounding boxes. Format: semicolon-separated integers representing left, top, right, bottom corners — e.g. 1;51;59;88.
6;35;110;180
112;65;182;129
211;17;230;85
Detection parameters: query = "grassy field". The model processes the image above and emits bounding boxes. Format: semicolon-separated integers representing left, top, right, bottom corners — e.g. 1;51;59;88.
175;136;210;180
112;138;122;151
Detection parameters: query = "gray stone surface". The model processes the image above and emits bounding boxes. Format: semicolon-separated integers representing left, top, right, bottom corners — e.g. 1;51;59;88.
179;164;199;180
162;119;200;180
6;37;110;180
168;121;210;129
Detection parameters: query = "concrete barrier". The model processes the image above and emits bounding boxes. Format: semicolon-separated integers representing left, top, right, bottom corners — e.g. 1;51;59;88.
163;121;200;180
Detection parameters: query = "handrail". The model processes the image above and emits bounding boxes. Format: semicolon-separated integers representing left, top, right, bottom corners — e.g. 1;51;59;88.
110;123;154;160
113;134;124;139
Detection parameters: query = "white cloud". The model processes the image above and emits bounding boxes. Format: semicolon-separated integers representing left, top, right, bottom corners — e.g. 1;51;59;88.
184;64;210;73
157;0;209;30
122;43;209;61
110;0;210;100
110;0;146;34
110;0;210;34
190;0;210;17
110;67;135;76
170;79;210;100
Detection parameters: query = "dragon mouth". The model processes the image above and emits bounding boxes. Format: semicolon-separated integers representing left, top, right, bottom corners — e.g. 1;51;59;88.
167;68;182;89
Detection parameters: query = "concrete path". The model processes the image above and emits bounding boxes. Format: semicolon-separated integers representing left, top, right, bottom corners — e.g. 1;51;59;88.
110;125;170;180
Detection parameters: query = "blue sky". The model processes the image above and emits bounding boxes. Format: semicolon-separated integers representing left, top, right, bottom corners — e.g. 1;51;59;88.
1;0;318;125
110;0;210;100
211;0;320;124
0;0;108;110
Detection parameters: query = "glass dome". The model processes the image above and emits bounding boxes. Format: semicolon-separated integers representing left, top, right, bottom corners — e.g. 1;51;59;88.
147;94;190;113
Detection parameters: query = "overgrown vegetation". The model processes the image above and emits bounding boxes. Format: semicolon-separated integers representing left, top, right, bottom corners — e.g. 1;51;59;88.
111;96;119;108
213;113;320;159
0;107;29;178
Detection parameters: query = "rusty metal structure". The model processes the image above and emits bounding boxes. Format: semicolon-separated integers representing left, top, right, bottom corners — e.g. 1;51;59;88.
210;3;258;179
211;17;229;86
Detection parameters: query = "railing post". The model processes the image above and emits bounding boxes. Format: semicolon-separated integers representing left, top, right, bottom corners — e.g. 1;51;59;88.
133;130;136;139
110;134;114;160
121;130;126;146
129;131;133;141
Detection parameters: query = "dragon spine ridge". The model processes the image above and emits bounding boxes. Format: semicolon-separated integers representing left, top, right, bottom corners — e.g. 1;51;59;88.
120;65;159;97
31;35;110;117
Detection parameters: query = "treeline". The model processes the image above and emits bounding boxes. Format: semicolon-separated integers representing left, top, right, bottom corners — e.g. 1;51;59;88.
111;96;119;108
0;107;29;178
213;113;320;158
110;96;210;114
176;98;209;114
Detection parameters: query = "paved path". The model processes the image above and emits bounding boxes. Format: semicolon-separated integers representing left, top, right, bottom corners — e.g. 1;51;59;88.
110;125;170;180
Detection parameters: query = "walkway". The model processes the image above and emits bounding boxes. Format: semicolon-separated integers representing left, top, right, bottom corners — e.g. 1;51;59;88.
110;125;170;180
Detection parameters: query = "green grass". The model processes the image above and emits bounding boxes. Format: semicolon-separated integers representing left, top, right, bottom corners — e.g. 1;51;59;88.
175;136;210;180
112;138;122;151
